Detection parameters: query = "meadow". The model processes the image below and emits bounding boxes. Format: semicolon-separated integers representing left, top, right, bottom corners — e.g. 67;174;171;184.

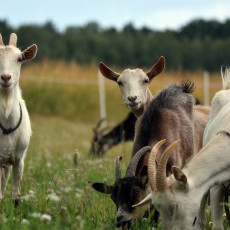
0;60;226;230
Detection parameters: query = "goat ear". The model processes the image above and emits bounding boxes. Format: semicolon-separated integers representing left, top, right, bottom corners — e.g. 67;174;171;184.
22;44;38;62
99;62;120;82
146;56;165;82
88;181;113;194
172;166;187;185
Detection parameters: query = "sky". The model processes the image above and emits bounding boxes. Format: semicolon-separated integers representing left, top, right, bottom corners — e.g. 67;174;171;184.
1;0;230;32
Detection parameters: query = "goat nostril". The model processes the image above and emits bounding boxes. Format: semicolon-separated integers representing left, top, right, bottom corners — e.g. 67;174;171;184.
1;75;11;82
117;215;124;222
128;96;137;102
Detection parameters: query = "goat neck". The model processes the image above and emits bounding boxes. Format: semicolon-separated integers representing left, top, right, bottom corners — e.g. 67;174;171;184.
0;84;21;120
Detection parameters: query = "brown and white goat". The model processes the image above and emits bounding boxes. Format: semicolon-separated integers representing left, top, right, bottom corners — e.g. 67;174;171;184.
0;33;37;199
90;82;210;229
99;56;165;117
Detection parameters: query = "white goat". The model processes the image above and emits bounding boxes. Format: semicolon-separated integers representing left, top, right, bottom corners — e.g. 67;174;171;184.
0;33;37;199
133;66;230;230
199;66;230;230
133;134;230;230
99;57;165;117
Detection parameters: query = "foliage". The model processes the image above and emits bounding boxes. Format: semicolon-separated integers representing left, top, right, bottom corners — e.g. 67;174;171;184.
1;18;230;71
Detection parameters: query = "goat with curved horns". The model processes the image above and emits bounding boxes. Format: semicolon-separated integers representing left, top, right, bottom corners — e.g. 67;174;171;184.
0;33;37;199
99;56;165;117
133;134;230;230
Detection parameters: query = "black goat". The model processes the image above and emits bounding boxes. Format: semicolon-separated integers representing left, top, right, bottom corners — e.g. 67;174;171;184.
90;112;136;155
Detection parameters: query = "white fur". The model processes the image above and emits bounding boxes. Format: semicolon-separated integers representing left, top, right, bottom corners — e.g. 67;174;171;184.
0;44;33;198
117;68;151;113
198;66;230;230
137;134;230;230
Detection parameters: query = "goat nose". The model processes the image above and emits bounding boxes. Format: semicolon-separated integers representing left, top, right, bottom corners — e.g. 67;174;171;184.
1;75;11;83
128;96;137;102
117;215;124;223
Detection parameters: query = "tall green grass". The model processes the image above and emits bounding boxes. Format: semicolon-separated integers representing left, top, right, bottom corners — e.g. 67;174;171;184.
0;73;224;229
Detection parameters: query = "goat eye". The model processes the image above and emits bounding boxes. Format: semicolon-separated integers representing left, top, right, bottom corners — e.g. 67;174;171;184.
117;81;123;86
134;187;140;194
143;79;149;84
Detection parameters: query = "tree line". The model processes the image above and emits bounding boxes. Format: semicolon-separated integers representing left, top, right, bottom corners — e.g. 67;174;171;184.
1;18;230;72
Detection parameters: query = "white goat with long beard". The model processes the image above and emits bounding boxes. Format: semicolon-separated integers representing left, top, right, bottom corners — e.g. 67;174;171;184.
0;33;37;199
133;66;230;230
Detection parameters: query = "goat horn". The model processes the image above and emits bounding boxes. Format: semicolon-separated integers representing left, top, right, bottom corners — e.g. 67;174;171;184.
125;146;151;178
132;193;152;208
9;33;17;46
93;118;106;134
0;34;4;46
148;139;166;192
115;156;122;180
156;139;180;192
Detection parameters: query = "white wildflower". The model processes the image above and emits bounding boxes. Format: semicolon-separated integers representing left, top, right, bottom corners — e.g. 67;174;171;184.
41;214;51;223
29;212;41;218
75;188;84;199
28;190;35;195
63;186;72;193
21;193;36;201
21;219;30;225
46;162;51;168
61;206;67;211
46;194;61;202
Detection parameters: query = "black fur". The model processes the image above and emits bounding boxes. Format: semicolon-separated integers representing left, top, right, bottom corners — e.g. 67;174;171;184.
91;112;136;155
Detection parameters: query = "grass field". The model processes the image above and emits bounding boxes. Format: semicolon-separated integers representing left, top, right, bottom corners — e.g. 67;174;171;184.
0;61;227;229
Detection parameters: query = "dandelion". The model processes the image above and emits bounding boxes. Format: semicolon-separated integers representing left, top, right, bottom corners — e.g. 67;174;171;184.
21;219;30;225
46;193;61;202
41;214;52;223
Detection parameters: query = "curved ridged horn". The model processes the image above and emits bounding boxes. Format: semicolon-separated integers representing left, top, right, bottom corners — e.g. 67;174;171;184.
0;34;4;46
148;139;166;192
156;139;180;192
116;156;122;180
9;33;17;46
125;146;151;178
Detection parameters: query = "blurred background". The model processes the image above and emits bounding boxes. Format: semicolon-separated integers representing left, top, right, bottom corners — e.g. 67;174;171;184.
1;0;230;123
